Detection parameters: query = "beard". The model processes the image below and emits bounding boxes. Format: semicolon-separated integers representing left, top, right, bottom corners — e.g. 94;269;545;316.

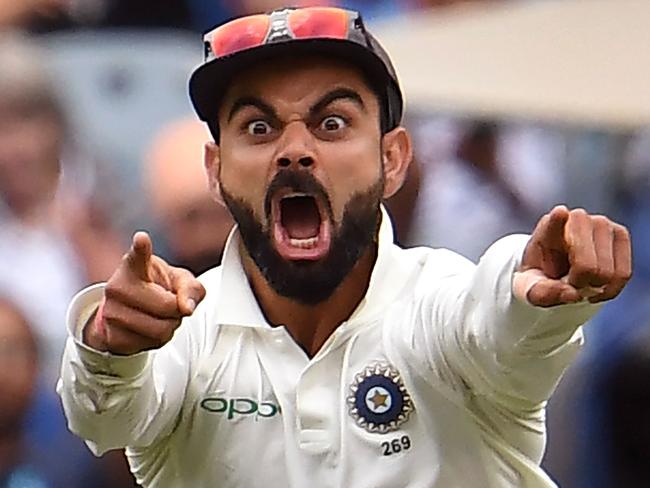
221;170;383;305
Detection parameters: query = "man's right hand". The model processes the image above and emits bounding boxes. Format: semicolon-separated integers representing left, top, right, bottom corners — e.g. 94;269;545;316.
83;231;206;355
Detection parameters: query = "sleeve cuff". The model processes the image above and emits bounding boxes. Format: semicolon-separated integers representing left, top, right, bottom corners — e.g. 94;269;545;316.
66;283;149;379
476;234;601;344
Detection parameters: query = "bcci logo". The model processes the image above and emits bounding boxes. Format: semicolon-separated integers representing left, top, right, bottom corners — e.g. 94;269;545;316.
347;363;414;434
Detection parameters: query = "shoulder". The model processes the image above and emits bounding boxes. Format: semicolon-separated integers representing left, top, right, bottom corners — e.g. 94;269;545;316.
394;244;476;280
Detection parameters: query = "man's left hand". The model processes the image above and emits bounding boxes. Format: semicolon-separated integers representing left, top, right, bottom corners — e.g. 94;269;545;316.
514;205;632;307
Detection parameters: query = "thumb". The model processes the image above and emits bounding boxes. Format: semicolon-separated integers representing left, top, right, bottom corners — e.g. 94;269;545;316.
170;267;206;316
125;231;153;282
513;268;582;307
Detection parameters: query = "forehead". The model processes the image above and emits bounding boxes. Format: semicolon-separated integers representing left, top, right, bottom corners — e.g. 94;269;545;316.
221;55;378;111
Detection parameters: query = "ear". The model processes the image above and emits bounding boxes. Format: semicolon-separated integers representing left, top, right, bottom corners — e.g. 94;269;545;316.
204;141;224;206
381;127;413;199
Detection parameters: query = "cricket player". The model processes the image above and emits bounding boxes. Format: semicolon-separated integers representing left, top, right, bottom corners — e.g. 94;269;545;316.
57;7;632;487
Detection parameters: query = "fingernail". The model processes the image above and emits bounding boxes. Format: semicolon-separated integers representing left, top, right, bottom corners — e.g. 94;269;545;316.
187;299;196;313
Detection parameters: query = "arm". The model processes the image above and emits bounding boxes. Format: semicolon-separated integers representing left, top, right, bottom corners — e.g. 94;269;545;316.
414;206;632;407
434;235;595;407
57;232;206;455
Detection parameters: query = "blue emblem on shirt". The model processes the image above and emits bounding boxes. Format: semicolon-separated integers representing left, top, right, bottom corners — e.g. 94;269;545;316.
347;363;414;433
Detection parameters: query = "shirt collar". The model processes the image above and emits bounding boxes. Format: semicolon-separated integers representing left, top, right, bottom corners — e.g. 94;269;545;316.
214;204;404;327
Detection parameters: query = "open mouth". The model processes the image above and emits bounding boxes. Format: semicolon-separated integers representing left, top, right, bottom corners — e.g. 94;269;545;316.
272;192;332;261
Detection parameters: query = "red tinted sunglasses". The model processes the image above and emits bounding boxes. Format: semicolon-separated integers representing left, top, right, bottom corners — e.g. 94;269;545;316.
204;7;367;60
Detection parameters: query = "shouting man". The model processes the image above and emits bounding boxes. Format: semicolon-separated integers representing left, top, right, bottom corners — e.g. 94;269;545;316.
58;7;632;488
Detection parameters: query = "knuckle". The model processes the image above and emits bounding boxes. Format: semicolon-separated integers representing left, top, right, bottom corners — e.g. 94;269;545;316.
101;305;123;326
614;223;631;239
570;208;588;217
152;323;175;344
198;283;207;299
618;268;633;282
572;260;597;277
596;268;614;283
120;251;133;266
104;282;122;301
591;215;610;227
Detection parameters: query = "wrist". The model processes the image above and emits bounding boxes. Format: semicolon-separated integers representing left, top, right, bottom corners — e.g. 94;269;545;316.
83;297;110;352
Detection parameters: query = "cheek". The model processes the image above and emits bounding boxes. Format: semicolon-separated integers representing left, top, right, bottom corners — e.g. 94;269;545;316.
321;138;382;216
219;144;274;215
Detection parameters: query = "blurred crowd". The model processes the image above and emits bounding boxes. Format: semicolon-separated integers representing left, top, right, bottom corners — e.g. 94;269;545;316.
0;0;648;487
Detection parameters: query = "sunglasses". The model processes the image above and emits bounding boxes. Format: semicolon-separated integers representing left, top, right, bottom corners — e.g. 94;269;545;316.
203;7;369;61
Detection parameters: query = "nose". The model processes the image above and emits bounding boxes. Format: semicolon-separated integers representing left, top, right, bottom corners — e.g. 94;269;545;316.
275;121;315;169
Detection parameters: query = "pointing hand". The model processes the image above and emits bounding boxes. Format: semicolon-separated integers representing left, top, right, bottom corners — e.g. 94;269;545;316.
513;206;632;307
84;231;206;355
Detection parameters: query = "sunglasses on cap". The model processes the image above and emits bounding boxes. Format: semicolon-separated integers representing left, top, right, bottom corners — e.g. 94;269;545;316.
189;7;403;137
204;7;368;60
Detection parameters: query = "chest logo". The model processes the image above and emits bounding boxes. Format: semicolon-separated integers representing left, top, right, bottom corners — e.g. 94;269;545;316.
347;363;414;434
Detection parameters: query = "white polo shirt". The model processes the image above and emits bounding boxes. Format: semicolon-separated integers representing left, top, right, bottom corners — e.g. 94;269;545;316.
57;209;596;487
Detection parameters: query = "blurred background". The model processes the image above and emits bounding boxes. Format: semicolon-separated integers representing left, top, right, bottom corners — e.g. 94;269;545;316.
0;0;648;486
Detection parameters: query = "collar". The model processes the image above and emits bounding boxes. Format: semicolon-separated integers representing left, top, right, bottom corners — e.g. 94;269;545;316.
214;204;404;328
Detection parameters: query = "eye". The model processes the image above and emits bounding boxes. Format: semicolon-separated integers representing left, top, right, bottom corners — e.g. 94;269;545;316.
320;115;347;132
247;120;272;136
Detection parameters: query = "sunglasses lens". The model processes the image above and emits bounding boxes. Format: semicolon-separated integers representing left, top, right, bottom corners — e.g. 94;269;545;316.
289;7;349;40
209;15;270;57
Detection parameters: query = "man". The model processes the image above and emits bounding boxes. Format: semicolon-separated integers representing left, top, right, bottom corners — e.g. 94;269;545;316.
0;296;118;487
0;32;123;387
143;117;233;275
57;7;632;487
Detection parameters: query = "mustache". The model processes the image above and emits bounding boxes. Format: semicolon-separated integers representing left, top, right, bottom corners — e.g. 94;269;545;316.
264;170;334;220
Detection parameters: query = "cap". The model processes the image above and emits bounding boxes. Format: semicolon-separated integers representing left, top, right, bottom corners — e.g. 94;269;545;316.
188;7;403;139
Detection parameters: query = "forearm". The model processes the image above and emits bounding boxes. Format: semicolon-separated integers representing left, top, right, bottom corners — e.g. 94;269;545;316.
455;234;600;405
58;338;153;454
57;285;188;455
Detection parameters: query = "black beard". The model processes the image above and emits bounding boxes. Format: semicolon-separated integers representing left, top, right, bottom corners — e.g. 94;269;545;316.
221;170;383;305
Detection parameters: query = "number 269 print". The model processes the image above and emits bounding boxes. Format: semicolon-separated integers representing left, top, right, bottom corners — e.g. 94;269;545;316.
381;435;411;456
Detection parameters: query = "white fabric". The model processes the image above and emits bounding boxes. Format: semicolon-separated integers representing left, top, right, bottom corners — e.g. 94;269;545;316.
57;209;597;487
0;206;85;387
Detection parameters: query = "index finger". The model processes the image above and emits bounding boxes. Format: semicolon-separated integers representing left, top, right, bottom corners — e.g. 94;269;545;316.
565;210;599;288
125;231;153;282
532;205;570;251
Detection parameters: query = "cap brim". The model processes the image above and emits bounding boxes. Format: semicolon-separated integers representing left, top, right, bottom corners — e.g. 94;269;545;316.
189;38;399;125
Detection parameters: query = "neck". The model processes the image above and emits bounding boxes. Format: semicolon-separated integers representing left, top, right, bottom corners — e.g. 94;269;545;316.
242;243;377;358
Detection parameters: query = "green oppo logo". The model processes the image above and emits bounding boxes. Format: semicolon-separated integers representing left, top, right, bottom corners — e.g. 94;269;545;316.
200;397;281;420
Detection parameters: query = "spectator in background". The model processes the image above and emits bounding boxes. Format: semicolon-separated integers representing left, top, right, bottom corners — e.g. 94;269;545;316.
0;0;68;29
143;118;234;275
0;31;138;488
0;296;106;487
0;33;122;385
409;120;542;260
601;328;650;488
552;131;650;488
28;0;410;34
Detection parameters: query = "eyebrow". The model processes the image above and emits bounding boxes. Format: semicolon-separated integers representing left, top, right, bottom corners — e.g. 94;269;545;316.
309;88;366;117
227;96;279;123
226;88;366;124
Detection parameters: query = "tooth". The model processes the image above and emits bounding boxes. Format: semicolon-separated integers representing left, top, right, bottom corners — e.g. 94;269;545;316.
290;237;318;249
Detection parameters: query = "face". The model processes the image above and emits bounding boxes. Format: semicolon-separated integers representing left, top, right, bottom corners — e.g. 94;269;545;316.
0;102;63;216
163;195;233;275
206;56;409;304
0;299;38;434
